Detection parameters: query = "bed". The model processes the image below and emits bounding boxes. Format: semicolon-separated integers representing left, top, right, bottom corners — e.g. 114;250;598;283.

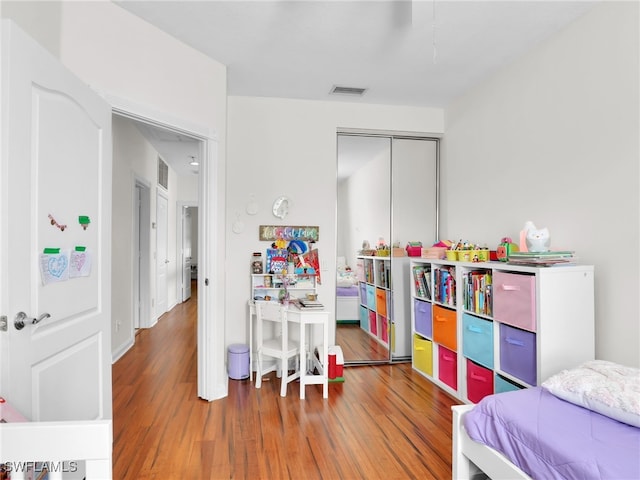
336;257;359;323
452;360;640;480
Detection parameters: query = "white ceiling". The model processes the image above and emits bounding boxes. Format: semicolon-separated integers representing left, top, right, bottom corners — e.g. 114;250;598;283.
116;0;600;176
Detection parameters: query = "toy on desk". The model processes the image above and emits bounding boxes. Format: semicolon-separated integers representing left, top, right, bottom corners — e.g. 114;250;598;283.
496;237;519;262
522;221;551;253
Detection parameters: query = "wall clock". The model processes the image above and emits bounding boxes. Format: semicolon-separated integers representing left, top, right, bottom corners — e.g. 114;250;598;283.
272;196;290;219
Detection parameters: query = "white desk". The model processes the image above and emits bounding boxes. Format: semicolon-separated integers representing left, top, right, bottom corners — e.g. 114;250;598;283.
248;301;329;399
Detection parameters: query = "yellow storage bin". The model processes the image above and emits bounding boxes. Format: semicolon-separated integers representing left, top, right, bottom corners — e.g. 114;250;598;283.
413;334;433;376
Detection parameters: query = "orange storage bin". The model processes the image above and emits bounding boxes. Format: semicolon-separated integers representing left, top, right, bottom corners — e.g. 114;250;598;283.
433;305;457;351
375;287;387;317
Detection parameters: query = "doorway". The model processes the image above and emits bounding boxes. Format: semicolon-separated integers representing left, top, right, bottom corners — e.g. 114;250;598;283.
156;190;169;317
178;203;198;303
134;179;152;329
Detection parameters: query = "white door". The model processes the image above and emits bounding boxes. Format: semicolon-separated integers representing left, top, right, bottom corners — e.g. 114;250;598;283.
156;192;169;317
0;21;112;422
182;206;192;302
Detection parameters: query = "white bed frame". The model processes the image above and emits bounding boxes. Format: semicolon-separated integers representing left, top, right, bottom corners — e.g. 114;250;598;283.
336;295;359;321
452;405;532;480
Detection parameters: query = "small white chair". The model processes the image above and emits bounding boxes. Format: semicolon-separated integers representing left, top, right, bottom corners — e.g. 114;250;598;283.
254;302;301;397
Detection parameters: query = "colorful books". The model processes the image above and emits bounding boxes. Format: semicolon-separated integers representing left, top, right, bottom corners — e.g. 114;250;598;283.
463;271;492;316
434;267;456;306
412;265;432;300
266;248;288;274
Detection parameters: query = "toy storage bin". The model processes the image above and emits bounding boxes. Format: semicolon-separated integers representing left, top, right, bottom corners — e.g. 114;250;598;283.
366;285;376;310
359;282;367;304
495;374;524;394
375;287;387;316
379;315;389;343
462;313;494;369
413;335;433;376
500;323;537;386
369;310;377;335
466;359;494;403
359;306;369;332
228;343;250;380
433;305;457;351
493;271;537;332
438;345;458;390
406;246;422;257
457;250;473;262
414;299;432;338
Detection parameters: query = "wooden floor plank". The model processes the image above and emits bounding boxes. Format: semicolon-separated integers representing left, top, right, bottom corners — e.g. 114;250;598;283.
113;282;461;478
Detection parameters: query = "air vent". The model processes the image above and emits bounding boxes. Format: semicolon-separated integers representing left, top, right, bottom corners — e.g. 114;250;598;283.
158;157;168;190
330;85;367;96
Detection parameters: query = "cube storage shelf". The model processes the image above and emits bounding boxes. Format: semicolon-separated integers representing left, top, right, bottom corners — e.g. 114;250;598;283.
356;255;411;358
251;273;317;303
410;259;594;404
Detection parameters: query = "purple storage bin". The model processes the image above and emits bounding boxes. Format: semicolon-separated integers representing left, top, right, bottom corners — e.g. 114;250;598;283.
414;299;432;338
359;282;367;305
500;324;537;385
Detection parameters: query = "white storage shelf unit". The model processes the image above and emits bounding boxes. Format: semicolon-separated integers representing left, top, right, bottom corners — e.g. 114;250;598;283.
251;273;317;303
410;259;595;404
356;255;411;358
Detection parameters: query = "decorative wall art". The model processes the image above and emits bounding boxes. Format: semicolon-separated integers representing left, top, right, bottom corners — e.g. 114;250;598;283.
259;225;319;242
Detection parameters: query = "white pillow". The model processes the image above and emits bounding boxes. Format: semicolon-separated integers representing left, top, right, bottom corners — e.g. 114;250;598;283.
542;360;640;427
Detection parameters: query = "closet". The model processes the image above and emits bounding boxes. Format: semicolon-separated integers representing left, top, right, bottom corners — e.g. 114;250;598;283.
335;131;440;364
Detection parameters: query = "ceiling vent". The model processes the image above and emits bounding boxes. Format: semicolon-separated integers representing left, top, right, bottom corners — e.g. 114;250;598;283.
330;85;367;96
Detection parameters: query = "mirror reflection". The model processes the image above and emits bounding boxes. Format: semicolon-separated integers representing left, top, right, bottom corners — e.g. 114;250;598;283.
335;133;439;365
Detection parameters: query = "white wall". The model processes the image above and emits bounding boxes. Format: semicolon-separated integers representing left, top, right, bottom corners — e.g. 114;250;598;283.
227;96;444;348
442;2;639;367
1;0;230;397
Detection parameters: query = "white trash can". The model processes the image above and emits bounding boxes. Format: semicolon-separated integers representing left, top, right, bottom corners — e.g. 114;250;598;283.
228;343;250;380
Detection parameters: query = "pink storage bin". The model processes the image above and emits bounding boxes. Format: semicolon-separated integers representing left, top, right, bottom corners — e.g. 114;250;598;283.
466;359;494;403
438;345;458;391
493;271;537;332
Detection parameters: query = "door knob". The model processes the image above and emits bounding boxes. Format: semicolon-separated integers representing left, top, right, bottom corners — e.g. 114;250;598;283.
14;312;27;330
14;311;51;330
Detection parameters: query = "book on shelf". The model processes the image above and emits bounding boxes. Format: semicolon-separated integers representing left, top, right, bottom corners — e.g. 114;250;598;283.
508;251;576;266
298;298;324;309
412;265;431;300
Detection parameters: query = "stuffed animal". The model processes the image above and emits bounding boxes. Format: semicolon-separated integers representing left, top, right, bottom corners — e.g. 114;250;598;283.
524;221;551;252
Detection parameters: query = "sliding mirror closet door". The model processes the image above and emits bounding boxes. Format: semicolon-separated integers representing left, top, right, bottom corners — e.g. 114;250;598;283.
335;132;440;365
336;135;391;363
390;137;439;361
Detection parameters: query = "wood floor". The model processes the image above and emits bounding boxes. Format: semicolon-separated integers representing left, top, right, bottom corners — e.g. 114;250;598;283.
336;323;391;363
112;283;461;479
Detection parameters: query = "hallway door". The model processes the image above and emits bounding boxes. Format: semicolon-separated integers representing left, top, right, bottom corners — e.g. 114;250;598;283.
0;20;112;423
156;191;169;317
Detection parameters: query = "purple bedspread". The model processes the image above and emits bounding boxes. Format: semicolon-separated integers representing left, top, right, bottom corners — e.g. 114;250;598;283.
463;387;640;479
336;286;358;296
